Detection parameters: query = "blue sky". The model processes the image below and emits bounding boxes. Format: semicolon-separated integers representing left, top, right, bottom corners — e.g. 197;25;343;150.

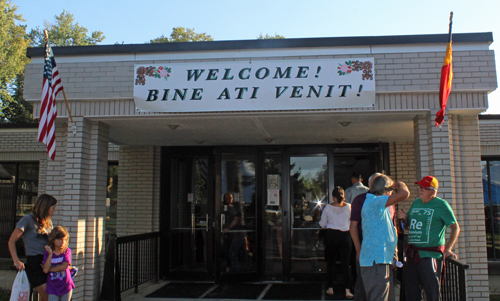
12;0;500;113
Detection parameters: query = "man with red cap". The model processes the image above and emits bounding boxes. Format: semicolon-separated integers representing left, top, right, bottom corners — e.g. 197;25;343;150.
397;176;460;301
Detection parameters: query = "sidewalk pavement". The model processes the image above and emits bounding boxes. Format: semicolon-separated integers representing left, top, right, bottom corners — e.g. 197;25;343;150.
0;269;499;299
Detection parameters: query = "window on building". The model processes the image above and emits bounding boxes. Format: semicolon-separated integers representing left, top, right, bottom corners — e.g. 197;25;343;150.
106;162;118;235
0;162;39;258
482;158;500;260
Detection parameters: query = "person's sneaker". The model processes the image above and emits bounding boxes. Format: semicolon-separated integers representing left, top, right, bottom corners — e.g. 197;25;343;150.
326;287;334;295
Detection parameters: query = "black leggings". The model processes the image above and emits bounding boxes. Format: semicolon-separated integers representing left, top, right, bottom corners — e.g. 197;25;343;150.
324;229;352;289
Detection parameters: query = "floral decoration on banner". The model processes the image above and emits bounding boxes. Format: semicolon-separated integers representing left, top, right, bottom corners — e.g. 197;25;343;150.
337;60;374;80
135;66;172;85
337;61;353;76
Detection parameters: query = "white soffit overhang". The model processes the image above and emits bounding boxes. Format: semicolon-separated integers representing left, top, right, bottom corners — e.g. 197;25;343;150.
98;110;418;146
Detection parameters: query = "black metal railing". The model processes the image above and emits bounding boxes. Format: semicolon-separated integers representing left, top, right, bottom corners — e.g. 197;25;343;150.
399;256;469;301
441;256;469;301
101;232;160;301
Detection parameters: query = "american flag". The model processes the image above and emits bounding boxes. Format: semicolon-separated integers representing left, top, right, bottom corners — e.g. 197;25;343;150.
38;42;63;160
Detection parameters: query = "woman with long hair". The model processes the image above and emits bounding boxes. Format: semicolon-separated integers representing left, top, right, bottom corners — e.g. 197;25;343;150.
319;186;353;299
8;194;58;301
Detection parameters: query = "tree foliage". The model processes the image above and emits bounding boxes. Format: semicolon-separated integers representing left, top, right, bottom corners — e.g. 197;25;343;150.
149;27;214;43
0;0;31;123
2;10;106;123
1;73;34;124
28;10;105;47
258;33;285;39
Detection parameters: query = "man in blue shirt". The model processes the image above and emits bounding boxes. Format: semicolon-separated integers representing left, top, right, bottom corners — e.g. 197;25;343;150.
359;175;410;301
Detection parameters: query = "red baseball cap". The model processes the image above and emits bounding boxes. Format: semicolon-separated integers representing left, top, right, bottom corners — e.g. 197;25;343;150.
415;176;439;189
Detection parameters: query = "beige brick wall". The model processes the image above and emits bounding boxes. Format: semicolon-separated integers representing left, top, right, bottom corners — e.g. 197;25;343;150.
479;120;500;156
479;122;500;145
389;141;418;213
108;142;120;160
58;118;109;301
23;50;496;122
152;146;161;231
449;115;489;300
24;50;497;103
0;129;46;152
116;145;157;236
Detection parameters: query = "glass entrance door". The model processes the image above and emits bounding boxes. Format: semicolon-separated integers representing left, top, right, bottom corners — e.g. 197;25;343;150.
217;151;258;280
163;145;381;281
168;154;215;279
263;149;331;281
289;154;328;279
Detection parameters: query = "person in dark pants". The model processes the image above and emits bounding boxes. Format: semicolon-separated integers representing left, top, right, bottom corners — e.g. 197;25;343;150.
398;176;460;301
222;192;244;272
320;186;353;298
350;173;381;301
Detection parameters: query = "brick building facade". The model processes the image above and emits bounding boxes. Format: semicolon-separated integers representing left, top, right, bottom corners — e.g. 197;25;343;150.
0;32;497;300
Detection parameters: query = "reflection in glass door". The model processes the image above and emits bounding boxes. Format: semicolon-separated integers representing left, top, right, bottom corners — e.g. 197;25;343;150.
263;154;283;280
289;155;328;275
169;156;212;275
220;154;257;275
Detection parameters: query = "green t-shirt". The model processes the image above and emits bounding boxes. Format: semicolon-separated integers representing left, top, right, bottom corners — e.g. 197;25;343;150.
406;197;457;259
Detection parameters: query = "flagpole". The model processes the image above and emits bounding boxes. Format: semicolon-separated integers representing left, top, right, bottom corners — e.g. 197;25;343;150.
448;12;453;42
43;30;77;134
435;13;454;128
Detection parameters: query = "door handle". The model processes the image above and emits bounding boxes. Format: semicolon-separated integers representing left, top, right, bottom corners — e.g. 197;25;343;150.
221;214;225;233
206;214;209;232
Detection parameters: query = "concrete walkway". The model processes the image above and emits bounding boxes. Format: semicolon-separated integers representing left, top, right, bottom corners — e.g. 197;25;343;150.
0;269;499;299
121;281;350;301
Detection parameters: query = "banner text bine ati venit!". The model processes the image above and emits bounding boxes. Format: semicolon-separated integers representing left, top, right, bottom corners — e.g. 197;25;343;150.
133;58;375;112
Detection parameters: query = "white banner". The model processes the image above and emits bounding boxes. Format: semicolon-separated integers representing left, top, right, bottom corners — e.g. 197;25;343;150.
133;58;375;112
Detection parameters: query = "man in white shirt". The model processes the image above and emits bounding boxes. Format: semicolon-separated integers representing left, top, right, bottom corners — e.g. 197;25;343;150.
345;172;369;204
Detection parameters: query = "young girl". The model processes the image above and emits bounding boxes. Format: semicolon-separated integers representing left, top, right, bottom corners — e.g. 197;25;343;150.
42;226;75;301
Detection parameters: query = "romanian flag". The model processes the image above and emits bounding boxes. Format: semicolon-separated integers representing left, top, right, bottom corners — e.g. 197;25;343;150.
435;17;453;127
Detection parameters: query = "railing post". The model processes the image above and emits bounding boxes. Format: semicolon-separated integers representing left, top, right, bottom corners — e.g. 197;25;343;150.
101;234;121;301
155;235;159;283
134;239;139;293
458;262;468;301
115;237;122;301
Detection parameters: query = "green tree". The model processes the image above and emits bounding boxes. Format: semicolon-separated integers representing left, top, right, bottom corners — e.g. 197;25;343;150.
257;33;285;39
0;0;31;123
149;27;214;43
28;10;105;47
1;73;33;123
2;10;106;123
